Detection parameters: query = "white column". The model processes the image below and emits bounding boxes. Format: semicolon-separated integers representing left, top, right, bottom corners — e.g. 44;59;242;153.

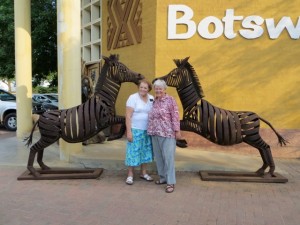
57;0;82;160
14;0;32;138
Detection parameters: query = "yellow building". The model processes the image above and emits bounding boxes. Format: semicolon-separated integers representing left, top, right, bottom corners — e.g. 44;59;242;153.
102;0;300;130
14;0;299;160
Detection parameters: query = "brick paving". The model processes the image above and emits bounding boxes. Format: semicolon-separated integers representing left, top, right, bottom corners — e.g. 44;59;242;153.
1;128;300;225
0;159;299;225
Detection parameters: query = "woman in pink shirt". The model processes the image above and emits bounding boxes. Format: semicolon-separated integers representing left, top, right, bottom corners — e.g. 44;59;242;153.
148;79;182;193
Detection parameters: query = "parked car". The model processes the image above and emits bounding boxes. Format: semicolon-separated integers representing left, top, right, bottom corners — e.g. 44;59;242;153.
44;93;58;100
0;89;45;131
33;93;58;111
32;99;46;114
0;89;17;131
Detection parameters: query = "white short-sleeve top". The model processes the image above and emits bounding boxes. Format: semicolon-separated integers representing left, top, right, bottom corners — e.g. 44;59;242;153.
126;93;154;130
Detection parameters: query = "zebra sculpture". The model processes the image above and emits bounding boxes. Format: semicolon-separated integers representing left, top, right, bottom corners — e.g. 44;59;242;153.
154;57;287;178
24;55;144;177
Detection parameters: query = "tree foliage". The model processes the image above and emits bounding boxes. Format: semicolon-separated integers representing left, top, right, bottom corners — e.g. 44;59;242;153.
0;0;15;80
0;0;57;86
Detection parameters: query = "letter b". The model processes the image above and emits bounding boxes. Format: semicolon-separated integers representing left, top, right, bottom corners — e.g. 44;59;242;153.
168;5;196;39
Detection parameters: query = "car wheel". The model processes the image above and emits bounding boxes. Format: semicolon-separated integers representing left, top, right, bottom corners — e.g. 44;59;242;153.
4;113;17;131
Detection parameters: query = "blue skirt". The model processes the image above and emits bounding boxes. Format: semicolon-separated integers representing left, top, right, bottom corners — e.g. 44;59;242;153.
125;128;153;167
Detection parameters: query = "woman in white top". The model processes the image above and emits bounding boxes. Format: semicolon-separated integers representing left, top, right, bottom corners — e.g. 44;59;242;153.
125;80;154;185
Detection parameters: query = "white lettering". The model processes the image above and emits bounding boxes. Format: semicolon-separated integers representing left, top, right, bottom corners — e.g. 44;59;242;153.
222;9;243;39
168;5;196;39
240;16;264;39
198;17;223;39
167;5;300;40
266;17;300;39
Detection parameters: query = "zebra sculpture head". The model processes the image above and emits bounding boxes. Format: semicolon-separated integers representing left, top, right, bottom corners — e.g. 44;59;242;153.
154;56;205;98
94;54;144;94
104;54;144;84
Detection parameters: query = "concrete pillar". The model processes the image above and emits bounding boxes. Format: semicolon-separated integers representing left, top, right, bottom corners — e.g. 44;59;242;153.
57;0;82;160
14;0;32;138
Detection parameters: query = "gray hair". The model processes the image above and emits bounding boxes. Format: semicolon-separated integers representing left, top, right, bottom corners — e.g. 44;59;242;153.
153;79;167;89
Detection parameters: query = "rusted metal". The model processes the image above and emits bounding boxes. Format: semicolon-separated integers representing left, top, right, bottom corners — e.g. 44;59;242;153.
17;168;103;180
199;171;288;183
155;57;288;180
22;55;144;179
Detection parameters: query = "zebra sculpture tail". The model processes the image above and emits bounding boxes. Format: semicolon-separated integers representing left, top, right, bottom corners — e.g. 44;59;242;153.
24;120;39;147
259;117;288;146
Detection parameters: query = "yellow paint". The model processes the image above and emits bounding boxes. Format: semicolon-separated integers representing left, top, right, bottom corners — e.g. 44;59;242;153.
57;0;82;159
103;0;300;129
14;0;33;138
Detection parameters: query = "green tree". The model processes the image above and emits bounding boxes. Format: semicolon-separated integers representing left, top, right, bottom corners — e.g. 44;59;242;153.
31;0;57;86
0;0;15;80
0;0;57;87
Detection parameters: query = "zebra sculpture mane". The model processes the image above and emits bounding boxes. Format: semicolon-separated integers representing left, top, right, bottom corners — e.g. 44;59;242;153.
24;55;144;177
155;57;287;178
173;57;205;99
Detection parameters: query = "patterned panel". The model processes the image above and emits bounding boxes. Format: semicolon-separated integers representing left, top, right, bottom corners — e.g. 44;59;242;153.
107;0;142;50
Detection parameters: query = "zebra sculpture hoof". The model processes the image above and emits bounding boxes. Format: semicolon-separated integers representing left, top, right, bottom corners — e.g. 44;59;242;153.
40;165;51;170
255;168;266;176
27;167;41;177
263;173;276;178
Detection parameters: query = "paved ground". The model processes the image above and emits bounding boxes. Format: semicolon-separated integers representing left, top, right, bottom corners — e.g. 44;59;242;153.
0;128;300;225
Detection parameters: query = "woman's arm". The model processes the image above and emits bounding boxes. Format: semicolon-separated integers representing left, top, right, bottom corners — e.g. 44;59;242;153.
125;106;134;142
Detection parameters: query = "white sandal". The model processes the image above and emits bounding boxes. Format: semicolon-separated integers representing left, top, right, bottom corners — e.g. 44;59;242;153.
126;176;133;185
140;174;153;182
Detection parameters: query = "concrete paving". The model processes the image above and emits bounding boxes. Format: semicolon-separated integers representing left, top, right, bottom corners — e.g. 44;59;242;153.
0;131;300;225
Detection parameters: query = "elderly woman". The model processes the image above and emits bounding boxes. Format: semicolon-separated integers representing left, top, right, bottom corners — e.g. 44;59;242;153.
125;79;154;185
147;79;182;193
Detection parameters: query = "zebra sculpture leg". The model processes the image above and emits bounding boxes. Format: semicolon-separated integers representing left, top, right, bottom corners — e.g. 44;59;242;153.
239;112;279;177
25;111;61;176
106;115;126;141
244;138;275;177
243;134;275;177
27;135;60;177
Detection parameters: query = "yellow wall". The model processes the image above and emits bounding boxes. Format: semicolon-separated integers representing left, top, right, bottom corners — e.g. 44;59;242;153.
102;0;157;117
103;0;300;129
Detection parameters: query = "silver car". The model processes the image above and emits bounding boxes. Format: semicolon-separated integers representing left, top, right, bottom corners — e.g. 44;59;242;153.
32;93;58;111
0;89;17;131
0;89;45;131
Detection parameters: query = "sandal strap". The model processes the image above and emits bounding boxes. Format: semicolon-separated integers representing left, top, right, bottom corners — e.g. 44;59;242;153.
126;176;133;185
166;184;175;193
142;174;153;180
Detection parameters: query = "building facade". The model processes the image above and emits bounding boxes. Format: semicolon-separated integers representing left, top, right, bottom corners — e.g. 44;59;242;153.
101;0;300;129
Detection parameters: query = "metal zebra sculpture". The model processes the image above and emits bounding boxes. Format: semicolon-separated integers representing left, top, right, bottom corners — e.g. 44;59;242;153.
25;55;144;177
155;57;287;177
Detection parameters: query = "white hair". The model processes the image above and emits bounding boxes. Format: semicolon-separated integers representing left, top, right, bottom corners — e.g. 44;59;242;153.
153;79;167;89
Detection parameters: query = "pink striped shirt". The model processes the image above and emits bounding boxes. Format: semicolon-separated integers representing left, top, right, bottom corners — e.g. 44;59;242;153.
147;94;180;138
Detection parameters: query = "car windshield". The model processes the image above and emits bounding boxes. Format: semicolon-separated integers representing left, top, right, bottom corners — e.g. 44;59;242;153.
0;90;16;101
44;95;58;101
